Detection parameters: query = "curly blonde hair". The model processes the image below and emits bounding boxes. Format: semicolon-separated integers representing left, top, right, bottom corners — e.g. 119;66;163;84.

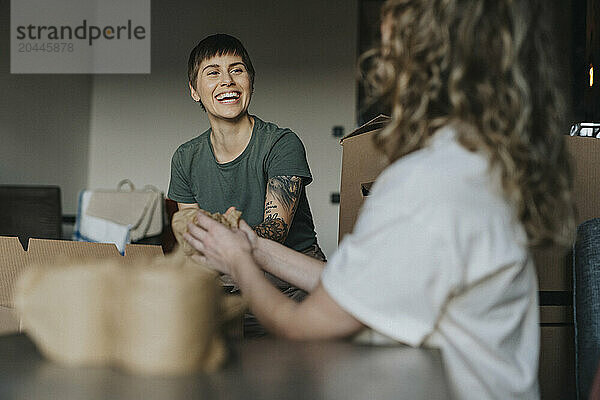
362;0;575;247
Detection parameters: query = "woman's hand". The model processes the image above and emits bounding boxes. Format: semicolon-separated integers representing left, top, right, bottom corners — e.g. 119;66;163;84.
238;219;259;251
184;209;254;279
223;206;259;253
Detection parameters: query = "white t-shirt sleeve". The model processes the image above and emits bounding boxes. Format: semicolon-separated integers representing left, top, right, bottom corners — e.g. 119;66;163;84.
321;160;464;346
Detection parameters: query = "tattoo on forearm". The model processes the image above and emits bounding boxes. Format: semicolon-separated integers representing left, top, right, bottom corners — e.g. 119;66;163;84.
267;176;302;213
265;202;276;213
252;176;302;243
254;212;288;243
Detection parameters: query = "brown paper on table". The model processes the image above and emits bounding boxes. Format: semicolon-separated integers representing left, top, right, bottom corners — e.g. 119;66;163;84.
14;252;245;375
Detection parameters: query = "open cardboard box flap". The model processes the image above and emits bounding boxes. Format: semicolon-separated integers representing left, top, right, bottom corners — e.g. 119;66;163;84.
340;114;390;144
0;236;163;333
338;115;390;242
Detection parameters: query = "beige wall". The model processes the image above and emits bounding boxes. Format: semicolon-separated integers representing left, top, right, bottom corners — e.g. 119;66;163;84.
86;0;358;257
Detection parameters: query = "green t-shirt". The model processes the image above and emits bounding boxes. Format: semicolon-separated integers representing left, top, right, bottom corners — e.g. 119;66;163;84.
168;116;318;252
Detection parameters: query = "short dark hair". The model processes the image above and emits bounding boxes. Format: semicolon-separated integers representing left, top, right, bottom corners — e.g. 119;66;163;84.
187;34;255;91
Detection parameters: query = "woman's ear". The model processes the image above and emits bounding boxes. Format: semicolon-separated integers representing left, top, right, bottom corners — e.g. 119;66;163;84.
189;82;200;102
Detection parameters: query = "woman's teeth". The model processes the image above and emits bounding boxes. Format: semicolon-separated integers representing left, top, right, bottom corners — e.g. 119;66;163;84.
216;92;240;102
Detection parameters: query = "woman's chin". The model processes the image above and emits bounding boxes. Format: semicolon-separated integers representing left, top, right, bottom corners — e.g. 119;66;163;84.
210;109;249;122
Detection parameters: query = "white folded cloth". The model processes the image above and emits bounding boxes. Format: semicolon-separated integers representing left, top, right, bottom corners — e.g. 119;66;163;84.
73;190;130;254
85;189;162;242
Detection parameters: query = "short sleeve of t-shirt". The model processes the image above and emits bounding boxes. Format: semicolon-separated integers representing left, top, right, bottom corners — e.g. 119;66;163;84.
266;131;313;185
321;170;463;346
168;146;196;203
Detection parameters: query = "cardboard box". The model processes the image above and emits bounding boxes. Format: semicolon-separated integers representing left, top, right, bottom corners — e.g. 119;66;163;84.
338;115;390;242
0;236;163;334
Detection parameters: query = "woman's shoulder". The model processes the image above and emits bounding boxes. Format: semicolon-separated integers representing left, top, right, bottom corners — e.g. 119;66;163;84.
253;116;298;141
375;126;490;204
174;128;211;155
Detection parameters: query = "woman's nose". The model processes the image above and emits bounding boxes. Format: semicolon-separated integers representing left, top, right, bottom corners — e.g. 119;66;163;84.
220;73;233;86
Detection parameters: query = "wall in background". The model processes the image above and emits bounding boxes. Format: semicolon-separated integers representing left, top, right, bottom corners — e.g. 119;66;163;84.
0;0;92;214
85;0;358;257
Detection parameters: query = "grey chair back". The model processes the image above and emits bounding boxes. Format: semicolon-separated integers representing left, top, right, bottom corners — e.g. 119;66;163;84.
574;218;600;399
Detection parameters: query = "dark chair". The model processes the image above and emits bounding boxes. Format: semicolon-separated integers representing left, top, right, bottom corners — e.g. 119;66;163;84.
573;218;600;399
0;185;62;249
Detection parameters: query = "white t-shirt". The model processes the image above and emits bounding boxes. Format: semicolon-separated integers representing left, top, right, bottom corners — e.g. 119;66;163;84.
321;126;539;400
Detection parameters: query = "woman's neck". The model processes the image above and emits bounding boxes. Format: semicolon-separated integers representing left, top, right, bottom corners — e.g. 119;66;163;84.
208;114;254;164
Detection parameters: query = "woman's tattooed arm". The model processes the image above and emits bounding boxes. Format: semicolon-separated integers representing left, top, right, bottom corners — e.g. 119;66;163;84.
253;176;303;243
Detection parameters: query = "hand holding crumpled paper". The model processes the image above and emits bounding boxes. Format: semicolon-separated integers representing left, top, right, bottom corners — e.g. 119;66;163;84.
171;208;244;292
171;207;242;256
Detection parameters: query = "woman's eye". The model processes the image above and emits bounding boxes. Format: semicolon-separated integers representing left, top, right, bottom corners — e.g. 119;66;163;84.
207;71;219;76
231;68;243;74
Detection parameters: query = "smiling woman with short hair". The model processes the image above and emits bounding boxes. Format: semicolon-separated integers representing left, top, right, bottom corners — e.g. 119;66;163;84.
168;34;326;336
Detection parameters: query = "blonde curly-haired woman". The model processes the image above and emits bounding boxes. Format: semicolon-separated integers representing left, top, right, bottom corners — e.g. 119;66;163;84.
185;1;575;398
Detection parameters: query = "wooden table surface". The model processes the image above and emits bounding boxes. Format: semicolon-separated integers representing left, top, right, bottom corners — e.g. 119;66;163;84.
0;333;450;400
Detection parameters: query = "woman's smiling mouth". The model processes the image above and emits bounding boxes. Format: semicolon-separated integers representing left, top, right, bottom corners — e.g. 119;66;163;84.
215;91;241;104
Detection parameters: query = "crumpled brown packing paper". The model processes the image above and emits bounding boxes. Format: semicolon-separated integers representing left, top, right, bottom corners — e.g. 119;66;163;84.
171;208;244;291
15;250;245;375
171;208;242;256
